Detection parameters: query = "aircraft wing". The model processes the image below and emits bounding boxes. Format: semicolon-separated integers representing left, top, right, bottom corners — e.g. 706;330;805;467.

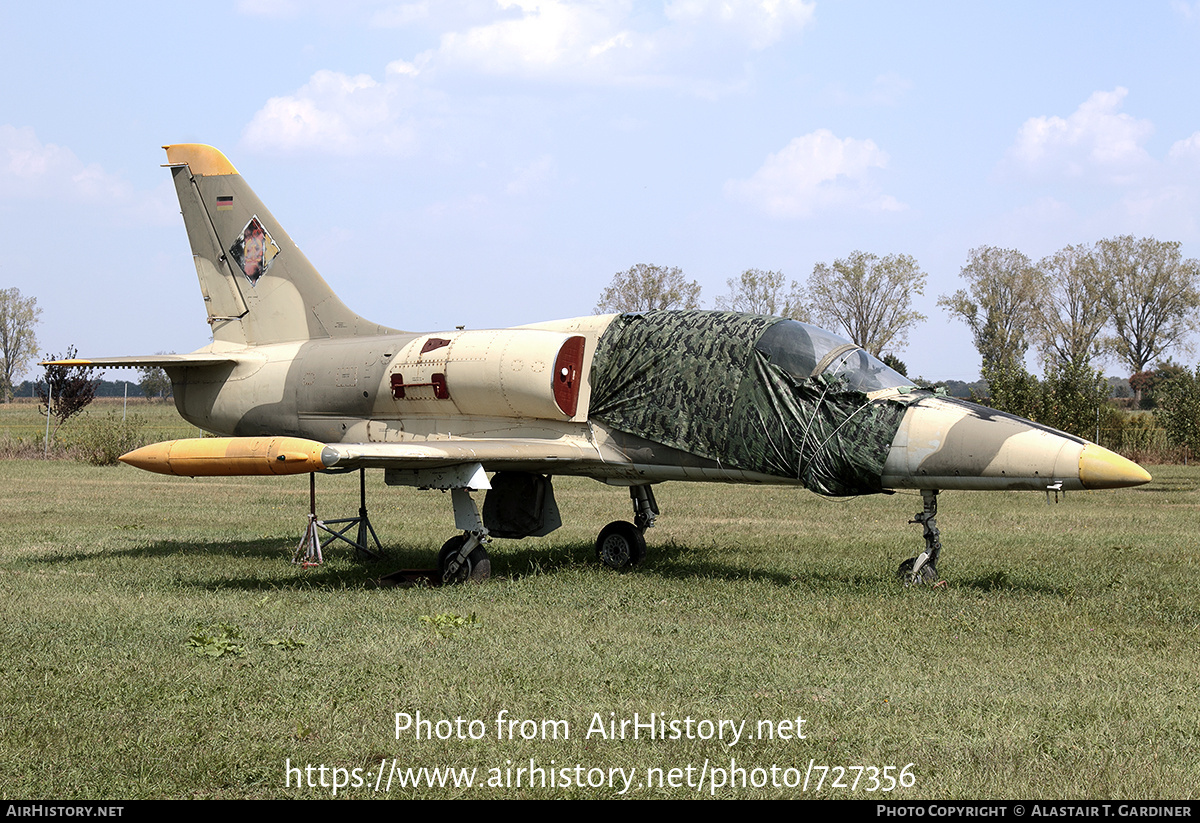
325;439;604;470
40;354;239;368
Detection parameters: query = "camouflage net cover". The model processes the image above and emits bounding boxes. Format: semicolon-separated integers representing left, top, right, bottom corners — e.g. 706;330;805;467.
588;311;910;496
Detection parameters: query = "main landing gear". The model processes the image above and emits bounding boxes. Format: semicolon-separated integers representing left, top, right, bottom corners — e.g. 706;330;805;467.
596;484;658;571
899;489;942;586
437;488;492;584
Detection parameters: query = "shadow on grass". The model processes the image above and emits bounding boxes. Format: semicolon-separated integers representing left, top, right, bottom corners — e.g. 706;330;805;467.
23;533;874;592
955;568;1078;596
498;539;885;592
21;537;428;590
23;533;1079;597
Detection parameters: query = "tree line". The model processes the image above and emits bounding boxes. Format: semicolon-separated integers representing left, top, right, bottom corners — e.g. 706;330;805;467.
0;287;171;407
939;237;1200;409
594;235;1200;403
594;253;928;366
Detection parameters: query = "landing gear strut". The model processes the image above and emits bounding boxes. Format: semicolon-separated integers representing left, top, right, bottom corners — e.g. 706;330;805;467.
596;484;657;570
900;489;942;586
437;488;491;584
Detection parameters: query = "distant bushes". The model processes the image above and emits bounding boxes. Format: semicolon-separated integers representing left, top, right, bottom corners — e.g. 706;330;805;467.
976;360;1113;441
1154;366;1200;456
971;359;1197;463
63;412;147;466
0;434;63;460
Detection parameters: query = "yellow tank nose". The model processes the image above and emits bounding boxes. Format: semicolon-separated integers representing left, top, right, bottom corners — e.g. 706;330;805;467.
1078;442;1153;489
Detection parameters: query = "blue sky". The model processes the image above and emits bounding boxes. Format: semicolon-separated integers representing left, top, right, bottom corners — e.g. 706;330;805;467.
4;1;1200;383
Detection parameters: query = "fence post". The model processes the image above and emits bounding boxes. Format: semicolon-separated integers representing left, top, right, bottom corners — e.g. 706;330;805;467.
43;382;52;459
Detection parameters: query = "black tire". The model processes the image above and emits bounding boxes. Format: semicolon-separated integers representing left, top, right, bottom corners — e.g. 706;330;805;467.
438;535;492;584
897;556;937;586
595;521;646;571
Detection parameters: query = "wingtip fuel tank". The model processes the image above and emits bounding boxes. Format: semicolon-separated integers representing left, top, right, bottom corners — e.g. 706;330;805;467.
120;437;337;477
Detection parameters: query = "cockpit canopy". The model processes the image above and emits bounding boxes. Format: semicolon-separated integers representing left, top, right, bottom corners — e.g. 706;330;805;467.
588;310;914;495
755;320;913;394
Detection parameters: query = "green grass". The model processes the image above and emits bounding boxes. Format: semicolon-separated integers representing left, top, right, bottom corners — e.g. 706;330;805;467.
0;455;1197;798
1;397;200;434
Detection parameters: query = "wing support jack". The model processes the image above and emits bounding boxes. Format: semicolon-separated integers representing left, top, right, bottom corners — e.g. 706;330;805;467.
316;468;385;560
899;489;942;586
293;469;385;566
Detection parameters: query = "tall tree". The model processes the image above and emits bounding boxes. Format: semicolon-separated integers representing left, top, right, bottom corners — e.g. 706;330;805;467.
1097;235;1200;378
808;251;927;356
1035;243;1110;369
138;364;172;401
0;288;41;403
938;246;1043;371
594;264;702;313
714;269;808;320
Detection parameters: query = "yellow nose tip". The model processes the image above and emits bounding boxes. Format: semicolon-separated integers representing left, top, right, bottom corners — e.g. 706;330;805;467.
1079;443;1152;489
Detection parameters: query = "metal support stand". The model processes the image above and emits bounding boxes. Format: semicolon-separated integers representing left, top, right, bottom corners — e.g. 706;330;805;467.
316;468;384;560
293;473;325;566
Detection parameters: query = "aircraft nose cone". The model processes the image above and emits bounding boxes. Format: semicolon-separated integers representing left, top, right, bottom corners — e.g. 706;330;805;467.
1078;442;1152;489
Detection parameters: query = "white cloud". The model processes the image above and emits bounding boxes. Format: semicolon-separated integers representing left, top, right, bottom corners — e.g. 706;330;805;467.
436;0;646;80
433;0;815;82
241;1;817;155
1172;0;1200;20
370;2;430;26
0;126;174;222
1168;132;1200;167
1005;88;1155;185
825;72;912;107
242;68;421;155
236;0;304;17
724;129;903;218
665;0;815;49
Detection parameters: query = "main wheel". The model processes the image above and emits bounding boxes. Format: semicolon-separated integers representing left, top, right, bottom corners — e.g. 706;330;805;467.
897;556;937;586
595;521;646;571
438;535;492;584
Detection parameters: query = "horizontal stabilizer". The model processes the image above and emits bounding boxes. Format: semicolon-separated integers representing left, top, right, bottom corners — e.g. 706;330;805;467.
41;354;238;369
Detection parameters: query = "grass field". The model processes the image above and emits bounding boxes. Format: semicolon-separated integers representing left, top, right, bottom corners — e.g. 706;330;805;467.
0;407;1197;798
0;398;200;450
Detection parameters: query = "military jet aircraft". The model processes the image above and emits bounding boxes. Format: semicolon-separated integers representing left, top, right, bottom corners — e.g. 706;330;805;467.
57;144;1151;585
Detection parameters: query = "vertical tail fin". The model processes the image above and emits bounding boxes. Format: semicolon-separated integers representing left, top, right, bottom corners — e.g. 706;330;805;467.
163;144;401;346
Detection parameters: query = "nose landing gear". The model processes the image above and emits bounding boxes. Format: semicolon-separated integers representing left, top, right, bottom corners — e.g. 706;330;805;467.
900;489;942;586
